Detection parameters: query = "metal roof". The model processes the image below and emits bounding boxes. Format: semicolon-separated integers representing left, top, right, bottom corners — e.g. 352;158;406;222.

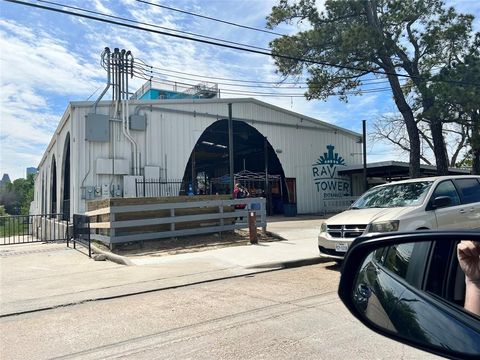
69;97;362;139
338;160;471;179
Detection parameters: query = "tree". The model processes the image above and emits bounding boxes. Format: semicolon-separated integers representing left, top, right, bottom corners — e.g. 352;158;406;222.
0;181;17;215
372;113;470;168
267;0;477;177
0;174;35;215
428;37;480;174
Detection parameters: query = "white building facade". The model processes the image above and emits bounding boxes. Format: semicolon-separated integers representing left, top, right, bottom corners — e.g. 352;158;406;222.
32;97;363;218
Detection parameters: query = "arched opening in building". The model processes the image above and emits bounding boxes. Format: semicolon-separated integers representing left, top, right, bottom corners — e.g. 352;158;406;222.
50;156;57;216
61;134;71;220
181;119;290;214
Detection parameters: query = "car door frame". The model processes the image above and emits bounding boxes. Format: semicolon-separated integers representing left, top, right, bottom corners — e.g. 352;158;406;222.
339;231;480;360
452;178;480;229
426;179;470;229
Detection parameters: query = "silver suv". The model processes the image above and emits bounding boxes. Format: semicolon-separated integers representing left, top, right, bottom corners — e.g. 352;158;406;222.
318;175;480;260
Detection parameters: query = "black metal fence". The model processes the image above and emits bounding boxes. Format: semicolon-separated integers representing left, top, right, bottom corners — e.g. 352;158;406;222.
62;199;70;220
0;214;69;245
135;178;185;197
68;214;91;257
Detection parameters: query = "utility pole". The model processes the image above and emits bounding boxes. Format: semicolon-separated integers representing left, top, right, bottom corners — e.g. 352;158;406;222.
228;103;234;198
362;120;368;192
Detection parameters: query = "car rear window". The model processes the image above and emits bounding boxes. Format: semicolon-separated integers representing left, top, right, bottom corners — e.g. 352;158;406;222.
454;178;480;204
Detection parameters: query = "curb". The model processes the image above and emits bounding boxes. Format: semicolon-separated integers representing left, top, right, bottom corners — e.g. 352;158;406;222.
0;267;280;318
90;231;286;266
91;244;133;266
0;256;336;318
246;256;334;270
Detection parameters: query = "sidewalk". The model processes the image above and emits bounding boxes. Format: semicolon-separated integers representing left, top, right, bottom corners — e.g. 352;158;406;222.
0;215;327;317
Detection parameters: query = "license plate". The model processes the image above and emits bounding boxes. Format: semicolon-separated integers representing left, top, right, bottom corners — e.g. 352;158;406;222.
335;243;349;252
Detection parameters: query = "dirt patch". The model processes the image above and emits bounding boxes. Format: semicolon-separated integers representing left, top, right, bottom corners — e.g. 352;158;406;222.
99;230;283;257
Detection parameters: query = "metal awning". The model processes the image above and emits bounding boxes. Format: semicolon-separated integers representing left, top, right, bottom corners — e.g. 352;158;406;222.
338;161;471;180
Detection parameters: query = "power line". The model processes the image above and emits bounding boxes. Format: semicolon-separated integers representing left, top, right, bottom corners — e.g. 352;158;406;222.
6;0;479;87
135;0;285;37
131;67;395;97
134;62;399;90
135;58;395;86
36;0;270;52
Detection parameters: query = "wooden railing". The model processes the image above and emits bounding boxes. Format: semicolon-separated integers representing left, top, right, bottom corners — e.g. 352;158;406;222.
322;196;359;215
85;196;267;248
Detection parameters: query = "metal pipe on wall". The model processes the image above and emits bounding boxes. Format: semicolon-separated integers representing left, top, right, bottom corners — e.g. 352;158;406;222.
118;49;138;176
126;51;139;176
93;48;111;114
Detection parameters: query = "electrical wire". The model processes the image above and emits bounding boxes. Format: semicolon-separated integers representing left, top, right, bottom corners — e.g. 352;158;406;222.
36;0;270;52
134;59;396;87
135;0;285;37
6;0;479;87
131;65;397;97
134;63;404;91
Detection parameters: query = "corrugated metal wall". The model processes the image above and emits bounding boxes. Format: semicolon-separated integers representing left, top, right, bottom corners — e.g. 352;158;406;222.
34;99;362;216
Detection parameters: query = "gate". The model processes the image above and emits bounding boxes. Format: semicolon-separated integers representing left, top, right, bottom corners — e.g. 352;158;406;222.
68;214;92;257
0;214;69;245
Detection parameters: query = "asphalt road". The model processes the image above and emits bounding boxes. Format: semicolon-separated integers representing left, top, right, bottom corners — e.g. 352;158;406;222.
0;262;439;360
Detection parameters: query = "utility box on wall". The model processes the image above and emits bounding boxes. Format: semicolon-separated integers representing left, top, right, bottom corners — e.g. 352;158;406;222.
130;114;146;131
85;114;109;141
123;175;144;198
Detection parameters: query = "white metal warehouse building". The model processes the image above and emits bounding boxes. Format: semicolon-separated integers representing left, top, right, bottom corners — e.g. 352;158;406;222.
31;96;364;218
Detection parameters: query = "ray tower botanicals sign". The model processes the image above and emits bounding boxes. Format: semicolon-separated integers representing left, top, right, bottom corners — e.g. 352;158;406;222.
312;145;351;198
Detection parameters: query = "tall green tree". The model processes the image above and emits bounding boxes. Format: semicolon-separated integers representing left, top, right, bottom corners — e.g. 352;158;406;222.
0;174;35;215
267;0;476;177
429;36;480;174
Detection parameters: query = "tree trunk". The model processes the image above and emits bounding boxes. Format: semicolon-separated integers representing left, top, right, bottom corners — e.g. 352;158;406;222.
472;148;480;175
364;0;421;178
429;119;449;175
472;112;480;175
389;81;421;178
422;93;449;175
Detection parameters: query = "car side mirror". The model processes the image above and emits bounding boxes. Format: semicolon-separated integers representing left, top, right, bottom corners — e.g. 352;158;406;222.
338;232;480;360
432;196;452;209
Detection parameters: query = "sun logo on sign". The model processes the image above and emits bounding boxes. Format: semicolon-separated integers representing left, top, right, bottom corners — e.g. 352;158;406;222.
314;145;346;168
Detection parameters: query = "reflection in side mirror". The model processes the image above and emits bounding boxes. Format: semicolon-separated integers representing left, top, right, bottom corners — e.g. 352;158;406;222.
432;196;452;208
339;232;480;360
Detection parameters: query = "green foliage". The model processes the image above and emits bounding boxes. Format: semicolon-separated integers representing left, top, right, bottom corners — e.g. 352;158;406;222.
0;174;35;215
267;0;477;175
267;0;474;101
429;39;480;173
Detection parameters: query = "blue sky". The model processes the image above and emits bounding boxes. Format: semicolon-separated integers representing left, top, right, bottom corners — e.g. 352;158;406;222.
0;0;479;180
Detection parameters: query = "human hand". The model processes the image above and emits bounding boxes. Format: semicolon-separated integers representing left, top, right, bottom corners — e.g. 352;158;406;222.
457;240;480;285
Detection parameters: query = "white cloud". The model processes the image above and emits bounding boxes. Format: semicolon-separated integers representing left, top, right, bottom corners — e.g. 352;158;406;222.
0;20;103;95
1;0;477;180
91;0;115;16
0;83;59;180
0;18;105;179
